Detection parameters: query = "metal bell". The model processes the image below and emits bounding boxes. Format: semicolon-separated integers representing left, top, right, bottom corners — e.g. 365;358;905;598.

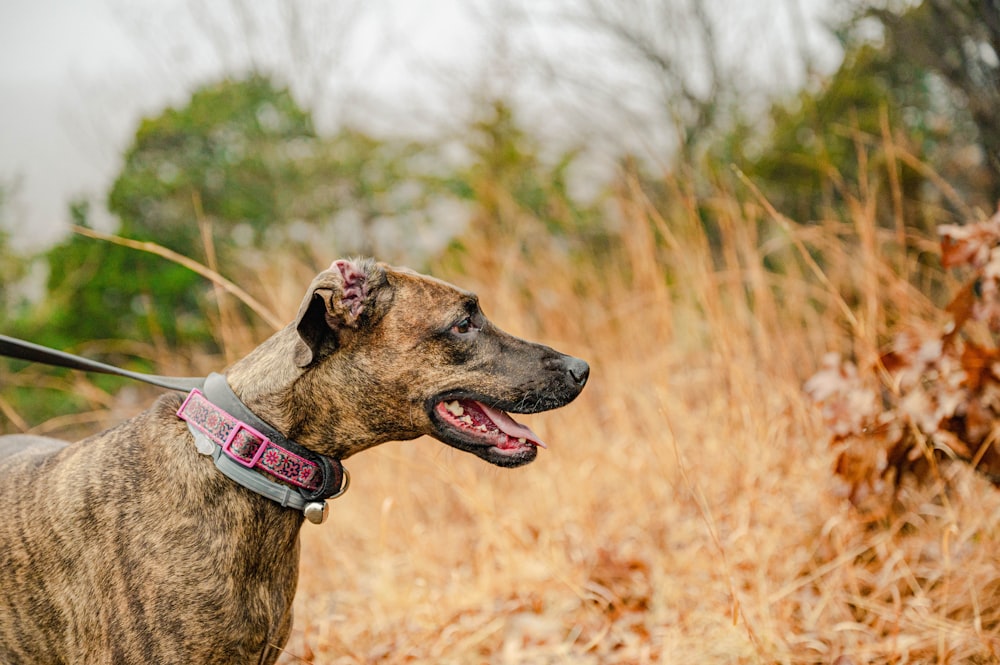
303;501;328;524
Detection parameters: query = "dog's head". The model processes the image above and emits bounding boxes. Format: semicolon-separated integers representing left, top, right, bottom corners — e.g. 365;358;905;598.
288;257;589;466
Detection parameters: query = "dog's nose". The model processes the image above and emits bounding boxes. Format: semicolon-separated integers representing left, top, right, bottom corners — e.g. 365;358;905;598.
563;356;590;387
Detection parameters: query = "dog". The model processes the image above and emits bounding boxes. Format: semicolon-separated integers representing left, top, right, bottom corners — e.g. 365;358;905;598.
0;258;589;664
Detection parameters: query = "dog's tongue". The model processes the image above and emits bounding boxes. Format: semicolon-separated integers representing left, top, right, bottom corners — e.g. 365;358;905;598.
477;401;547;449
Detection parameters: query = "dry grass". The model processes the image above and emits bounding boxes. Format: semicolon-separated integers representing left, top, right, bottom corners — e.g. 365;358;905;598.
6;165;1000;663
275;175;1000;663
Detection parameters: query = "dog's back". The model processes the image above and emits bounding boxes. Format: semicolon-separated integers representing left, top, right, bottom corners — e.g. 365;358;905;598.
0;434;66;461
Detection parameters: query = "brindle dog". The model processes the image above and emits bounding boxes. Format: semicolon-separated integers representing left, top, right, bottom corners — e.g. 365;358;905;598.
0;258;588;664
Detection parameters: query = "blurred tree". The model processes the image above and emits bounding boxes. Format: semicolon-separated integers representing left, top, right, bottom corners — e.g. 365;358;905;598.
305;127;455;260
35;199;209;350
109;72;468;263
572;0;727;162
732;42;939;224
108;73;320;257
25;75;322;351
523;0;828;171
454;100;607;256
725;0;999;227
869;0;1000;199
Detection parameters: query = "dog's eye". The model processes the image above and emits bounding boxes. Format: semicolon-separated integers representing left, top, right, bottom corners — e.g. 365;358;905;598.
451;317;478;335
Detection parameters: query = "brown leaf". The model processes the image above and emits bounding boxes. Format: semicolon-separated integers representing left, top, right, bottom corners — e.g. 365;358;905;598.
804;355;879;438
939;215;1000;269
961;341;999;391
945;280;977;337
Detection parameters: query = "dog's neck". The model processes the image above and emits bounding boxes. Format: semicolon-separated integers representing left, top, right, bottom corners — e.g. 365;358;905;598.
223;326;360;460
222;333;311;453
224;319;426;462
225;326;303;407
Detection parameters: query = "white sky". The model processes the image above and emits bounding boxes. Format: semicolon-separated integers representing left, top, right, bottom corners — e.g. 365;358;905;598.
0;0;841;254
0;0;142;248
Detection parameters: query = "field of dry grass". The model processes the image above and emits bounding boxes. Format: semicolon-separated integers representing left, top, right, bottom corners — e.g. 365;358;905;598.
275;175;1000;663
5;168;1000;663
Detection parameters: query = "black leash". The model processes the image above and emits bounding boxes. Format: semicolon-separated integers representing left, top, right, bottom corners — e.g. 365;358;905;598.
0;334;203;392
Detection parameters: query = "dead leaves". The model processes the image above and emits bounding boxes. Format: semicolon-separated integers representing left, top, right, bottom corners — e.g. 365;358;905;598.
939;215;1000;270
808;209;1000;505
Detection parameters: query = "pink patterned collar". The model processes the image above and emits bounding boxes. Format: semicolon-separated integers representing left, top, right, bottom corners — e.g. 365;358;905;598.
178;388;325;491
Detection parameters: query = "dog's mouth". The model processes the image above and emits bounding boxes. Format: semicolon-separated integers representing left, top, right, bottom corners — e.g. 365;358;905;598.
428;397;546;467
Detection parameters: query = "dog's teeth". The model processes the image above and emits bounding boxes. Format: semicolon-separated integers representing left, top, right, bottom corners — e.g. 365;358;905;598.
477;424;488;432
518;438;527;443
445;401;464;417
460;415;473;425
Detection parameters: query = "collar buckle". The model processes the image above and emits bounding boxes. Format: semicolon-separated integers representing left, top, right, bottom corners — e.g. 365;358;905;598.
222;422;270;468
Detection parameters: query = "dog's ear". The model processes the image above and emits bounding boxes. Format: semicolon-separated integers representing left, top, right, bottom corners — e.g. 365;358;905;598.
293;258;387;367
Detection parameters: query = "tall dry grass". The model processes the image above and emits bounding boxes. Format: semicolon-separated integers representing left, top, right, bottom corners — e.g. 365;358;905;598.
275;168;997;663
5;157;1000;663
